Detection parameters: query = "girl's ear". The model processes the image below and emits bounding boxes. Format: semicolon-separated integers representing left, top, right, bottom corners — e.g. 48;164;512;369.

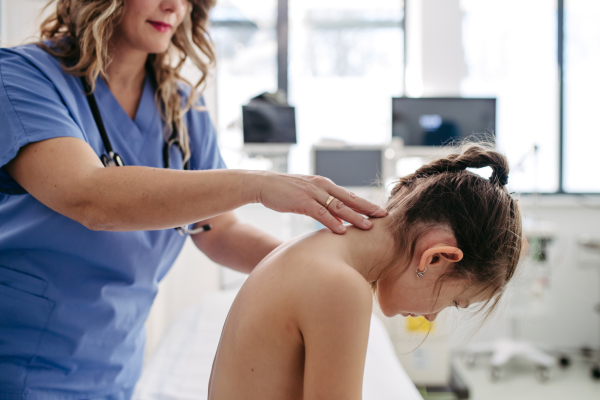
418;245;464;272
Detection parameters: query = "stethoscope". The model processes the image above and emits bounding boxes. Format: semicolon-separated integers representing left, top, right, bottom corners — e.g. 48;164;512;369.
81;76;210;236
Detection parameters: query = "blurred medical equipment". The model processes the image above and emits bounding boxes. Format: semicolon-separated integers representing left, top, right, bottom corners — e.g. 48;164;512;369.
463;219;559;382
389;94;499;184
311;142;389;188
242;92;296;144
388;314;452;386
392;97;496;146
241;91;296;173
576;236;600;380
133;290;424;400
374;308;470;399
310;141;398;210
310;140;467;200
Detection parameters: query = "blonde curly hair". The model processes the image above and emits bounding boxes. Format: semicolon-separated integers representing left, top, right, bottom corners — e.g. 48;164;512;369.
38;0;217;164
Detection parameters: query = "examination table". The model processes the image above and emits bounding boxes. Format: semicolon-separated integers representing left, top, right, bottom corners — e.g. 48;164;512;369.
133;290;424;400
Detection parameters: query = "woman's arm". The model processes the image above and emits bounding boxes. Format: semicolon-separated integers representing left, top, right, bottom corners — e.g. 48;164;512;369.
6;137;254;231
5;137;386;232
191;212;282;274
297;265;373;400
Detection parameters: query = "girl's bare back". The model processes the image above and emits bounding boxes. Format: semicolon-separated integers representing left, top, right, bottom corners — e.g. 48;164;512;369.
207;231;373;400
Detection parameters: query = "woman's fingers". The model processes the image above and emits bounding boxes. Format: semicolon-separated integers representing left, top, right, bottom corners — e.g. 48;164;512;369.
325;197;374;230
307;200;347;234
328;186;388;219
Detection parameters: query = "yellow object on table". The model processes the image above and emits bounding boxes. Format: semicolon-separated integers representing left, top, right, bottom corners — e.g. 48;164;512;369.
406;316;435;333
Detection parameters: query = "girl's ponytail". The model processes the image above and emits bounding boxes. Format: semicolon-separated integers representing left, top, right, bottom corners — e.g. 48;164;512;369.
392;145;509;199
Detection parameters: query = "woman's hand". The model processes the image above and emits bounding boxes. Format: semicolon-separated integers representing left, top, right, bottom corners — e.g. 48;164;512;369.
252;171;388;234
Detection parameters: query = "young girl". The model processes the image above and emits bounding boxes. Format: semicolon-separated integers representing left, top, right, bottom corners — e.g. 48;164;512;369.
207;145;522;400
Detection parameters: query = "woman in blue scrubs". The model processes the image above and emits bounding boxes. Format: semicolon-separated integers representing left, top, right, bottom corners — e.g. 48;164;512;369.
0;0;387;398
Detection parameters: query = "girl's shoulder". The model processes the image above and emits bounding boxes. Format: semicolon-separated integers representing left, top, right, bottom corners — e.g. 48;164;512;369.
296;259;373;314
273;231;374;317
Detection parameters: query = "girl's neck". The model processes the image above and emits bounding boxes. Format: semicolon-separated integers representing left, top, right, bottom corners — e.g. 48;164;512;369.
340;216;398;284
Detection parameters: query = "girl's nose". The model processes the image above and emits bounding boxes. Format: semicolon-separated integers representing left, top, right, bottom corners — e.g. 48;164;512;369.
424;313;438;322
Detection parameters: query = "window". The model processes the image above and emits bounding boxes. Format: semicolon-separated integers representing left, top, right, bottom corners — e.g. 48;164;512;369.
209;0;278;166
209;0;598;194
564;0;600;193
287;0;404;174
460;0;559;193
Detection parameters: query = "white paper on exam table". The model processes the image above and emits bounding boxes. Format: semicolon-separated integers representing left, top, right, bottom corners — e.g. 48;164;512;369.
133;290;423;400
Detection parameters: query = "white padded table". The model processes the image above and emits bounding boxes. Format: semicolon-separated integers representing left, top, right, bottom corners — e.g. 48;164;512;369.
133;290;423;400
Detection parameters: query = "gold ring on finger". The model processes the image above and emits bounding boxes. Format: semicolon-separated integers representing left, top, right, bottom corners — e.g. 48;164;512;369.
324;195;335;209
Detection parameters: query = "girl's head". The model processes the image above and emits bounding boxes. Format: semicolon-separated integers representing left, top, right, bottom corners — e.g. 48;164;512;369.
38;0;217;164
374;144;522;321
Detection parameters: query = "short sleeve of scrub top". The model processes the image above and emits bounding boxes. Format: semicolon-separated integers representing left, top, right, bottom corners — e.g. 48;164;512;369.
0;47;89;194
0;44;226;400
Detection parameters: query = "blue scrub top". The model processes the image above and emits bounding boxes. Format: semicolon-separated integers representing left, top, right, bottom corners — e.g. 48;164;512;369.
0;44;226;399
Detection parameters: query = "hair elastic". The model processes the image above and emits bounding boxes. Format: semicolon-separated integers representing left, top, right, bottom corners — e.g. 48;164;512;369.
490;171;509;186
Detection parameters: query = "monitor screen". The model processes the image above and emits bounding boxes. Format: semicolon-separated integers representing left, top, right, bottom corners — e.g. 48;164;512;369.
314;149;382;188
392;97;496;146
242;105;297;144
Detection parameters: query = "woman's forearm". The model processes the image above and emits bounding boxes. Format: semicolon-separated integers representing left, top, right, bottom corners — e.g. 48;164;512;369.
82;167;260;231
5;137;262;231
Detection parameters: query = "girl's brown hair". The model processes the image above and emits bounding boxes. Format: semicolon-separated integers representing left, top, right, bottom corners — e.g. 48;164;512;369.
381;144;522;319
37;0;216;164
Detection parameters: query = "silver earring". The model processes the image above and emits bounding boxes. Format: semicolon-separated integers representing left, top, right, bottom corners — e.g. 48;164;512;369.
416;267;426;278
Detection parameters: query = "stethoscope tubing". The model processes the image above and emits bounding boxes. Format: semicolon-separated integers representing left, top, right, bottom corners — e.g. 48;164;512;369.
81;76;202;235
81;77;125;167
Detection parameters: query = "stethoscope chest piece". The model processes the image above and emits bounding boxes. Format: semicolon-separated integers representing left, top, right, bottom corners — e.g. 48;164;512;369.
101;152;125;167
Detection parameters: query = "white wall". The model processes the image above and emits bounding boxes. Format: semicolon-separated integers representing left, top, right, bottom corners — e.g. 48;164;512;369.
420;0;467;96
0;0;51;47
405;0;467;97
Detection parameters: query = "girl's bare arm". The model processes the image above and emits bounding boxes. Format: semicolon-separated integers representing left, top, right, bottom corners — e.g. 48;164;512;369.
297;265;373;400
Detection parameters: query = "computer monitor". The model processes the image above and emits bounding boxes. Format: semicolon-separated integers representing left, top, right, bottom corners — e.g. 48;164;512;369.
312;147;383;188
392;97;496;146
242;105;297;144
